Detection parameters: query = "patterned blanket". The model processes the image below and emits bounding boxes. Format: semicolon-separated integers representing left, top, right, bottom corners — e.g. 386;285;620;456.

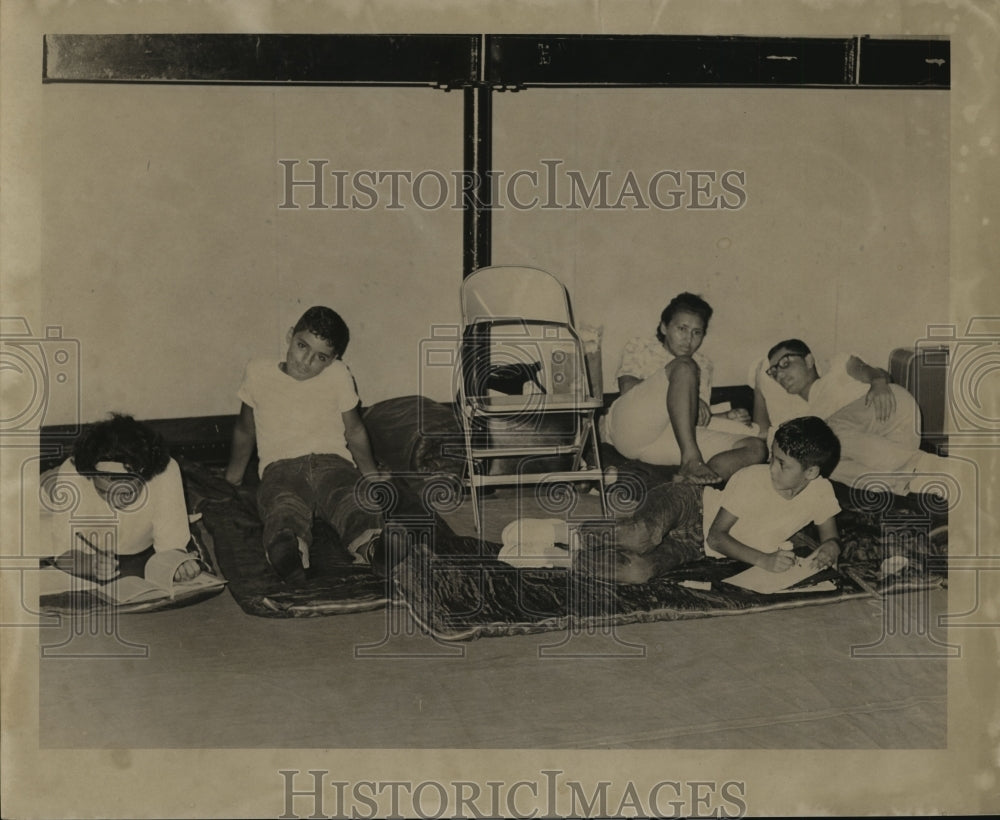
38;397;949;628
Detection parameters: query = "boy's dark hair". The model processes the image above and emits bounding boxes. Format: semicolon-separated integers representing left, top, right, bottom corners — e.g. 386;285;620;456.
293;306;350;357
657;292;713;342
72;414;171;480
767;338;812;360
773;416;841;478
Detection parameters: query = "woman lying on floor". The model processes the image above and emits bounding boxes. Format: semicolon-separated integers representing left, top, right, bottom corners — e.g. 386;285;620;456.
39;414;201;583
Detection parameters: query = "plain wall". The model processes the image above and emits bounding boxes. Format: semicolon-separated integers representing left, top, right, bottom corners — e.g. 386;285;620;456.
41;83;465;424
490;87;949;388
41;82;947;424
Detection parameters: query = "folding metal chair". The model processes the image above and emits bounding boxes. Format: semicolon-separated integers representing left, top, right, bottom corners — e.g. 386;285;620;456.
457;265;608;530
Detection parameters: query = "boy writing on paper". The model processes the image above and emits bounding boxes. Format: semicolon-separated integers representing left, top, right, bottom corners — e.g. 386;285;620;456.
580;416;842;585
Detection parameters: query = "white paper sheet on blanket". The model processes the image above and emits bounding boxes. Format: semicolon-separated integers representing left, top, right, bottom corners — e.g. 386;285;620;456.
724;560;832;594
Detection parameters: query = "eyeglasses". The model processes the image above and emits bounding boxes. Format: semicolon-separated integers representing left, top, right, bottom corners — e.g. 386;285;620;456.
766;353;805;379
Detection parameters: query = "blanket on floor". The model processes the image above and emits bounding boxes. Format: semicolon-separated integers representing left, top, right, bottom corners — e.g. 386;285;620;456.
178;396;471;617
180;396;948;632
180;458;393;617
390;485;948;641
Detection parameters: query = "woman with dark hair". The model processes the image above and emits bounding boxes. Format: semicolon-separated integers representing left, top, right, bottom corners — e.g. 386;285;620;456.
40;414;200;583
601;292;766;484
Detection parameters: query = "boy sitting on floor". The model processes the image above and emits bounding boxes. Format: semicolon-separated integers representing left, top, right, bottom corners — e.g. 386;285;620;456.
224;306;388;583
581;416;842;585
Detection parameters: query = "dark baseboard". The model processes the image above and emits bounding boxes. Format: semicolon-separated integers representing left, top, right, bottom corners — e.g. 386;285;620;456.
39;414;238;473
37;386;757;474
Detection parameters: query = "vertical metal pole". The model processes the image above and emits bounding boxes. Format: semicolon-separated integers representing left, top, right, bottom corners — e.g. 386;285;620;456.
463;82;492;278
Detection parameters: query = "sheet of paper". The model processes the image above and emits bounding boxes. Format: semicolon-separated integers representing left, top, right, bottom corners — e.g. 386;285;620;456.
723;560;828;594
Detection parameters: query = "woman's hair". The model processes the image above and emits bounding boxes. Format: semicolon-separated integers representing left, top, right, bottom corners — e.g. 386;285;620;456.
293;305;350;357
767;338;812;360
72;414;171;480
656;292;714;342
773;416;841;478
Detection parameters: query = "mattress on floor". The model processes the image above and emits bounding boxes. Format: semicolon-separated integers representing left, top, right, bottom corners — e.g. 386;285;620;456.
179;458;392;617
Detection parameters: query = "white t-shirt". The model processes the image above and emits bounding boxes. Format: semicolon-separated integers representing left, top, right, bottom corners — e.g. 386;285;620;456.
237;357;360;476
801;352;869;421
702;464;841;558
41;457;191;556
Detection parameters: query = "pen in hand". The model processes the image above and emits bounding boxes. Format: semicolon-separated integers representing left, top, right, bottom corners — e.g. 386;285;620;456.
74;532;120;582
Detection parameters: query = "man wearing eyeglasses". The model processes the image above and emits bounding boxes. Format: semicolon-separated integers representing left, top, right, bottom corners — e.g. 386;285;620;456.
751;339;938;496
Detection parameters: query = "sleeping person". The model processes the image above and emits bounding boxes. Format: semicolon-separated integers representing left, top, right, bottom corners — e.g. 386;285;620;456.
580;417;842;585
39;414;201;583
600;292;766;484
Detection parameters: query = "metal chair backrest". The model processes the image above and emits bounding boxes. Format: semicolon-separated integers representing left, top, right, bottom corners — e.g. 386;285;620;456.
461;266;573;327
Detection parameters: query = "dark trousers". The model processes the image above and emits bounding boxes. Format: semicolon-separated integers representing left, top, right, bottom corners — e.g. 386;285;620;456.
257;454;381;552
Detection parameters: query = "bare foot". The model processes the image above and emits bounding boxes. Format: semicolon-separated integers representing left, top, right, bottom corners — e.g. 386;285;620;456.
674;460;722;485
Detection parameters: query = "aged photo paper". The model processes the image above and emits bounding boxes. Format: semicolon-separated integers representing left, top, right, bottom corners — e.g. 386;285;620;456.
2;0;998;817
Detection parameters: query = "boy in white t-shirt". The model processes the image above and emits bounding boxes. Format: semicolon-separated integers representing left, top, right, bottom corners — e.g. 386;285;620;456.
225;306;386;583
582;416;842;585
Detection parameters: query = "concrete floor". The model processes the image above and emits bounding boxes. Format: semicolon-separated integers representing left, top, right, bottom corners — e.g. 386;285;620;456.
34;483;949;750
38;579;948;749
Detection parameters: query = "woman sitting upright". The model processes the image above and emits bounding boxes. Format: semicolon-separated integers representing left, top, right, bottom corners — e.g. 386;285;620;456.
601;292;766;484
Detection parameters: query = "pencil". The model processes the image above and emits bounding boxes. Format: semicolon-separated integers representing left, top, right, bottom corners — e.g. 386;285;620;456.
75;532;113;555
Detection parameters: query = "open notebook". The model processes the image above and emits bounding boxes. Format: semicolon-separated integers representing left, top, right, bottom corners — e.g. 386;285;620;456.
39;549;226;605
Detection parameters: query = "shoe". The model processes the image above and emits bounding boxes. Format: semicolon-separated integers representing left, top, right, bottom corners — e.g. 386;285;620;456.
265;529;306;585
346;531;392;578
347;527;382;566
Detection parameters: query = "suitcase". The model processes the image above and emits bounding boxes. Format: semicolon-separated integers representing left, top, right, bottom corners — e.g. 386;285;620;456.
888;346;949;454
